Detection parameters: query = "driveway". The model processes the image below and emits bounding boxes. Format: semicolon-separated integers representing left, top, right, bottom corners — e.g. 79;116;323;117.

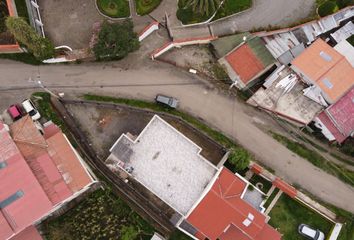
1;59;354;214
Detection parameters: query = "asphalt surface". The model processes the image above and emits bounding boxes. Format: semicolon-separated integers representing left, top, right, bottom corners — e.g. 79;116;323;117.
1;59;354;214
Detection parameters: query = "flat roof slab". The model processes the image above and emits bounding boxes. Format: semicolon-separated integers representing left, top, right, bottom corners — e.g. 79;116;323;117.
109;115;217;215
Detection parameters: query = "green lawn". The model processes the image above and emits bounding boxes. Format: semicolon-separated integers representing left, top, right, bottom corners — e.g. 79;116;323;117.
41;189;155;240
135;0;162;15
268;194;333;240
271;132;354;187
96;0;130;18
177;0;251;25
316;0;354;17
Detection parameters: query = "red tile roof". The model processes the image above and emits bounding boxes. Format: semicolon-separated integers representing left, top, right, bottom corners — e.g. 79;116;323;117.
0;122;53;240
10;117;73;205
187;168;281;240
9;226;42;240
45;123;93;192
326;87;354;140
225;44;265;85
317;112;347;144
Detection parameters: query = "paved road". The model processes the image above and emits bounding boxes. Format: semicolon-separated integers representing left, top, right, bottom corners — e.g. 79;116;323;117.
1;59;354;214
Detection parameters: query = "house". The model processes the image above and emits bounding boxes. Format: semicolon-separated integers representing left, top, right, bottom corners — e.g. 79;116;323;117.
314;87;354;143
180;168;281;240
215;35;276;89
107;115;281;240
0;117;96;240
291;38;354;104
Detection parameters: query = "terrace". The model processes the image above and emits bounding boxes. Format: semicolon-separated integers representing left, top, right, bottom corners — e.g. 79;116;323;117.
107;115;219;216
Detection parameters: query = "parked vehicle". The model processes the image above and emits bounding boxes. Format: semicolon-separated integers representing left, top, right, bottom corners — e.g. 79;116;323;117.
298;224;325;240
21;99;41;121
155;94;178;108
7;104;23;121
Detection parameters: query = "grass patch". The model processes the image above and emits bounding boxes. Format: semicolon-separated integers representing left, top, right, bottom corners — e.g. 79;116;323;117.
14;0;29;21
330;153;354;167
0;52;42;65
271;132;354;187
83;94;254;171
214;0;251;20
135;0;162;15
249;174;272;194
268;194;333;240
318;1;338;16
263;188;279;209
96;0;130;18
41;188;155;240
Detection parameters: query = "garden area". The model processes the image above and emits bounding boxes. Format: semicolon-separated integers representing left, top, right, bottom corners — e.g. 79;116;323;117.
41;188;156;240
317;0;354;17
0;0;15;45
96;0;130;18
177;0;251;25
135;0;162;15
268;194;334;240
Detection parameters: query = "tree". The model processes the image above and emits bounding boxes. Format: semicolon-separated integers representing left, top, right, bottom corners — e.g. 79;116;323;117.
5;17;54;60
93;20;139;61
228;147;251;171
186;0;221;16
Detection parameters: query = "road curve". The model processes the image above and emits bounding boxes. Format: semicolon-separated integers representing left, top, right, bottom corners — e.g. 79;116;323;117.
0;59;353;214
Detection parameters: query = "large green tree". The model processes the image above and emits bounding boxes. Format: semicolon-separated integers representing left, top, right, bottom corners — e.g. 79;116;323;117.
228;147;251;171
5;17;54;60
93;20;139;61
186;0;221;16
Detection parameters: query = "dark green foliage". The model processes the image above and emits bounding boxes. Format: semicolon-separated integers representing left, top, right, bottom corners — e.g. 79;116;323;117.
318;1;337;16
347;35;354;46
0;0;8;32
228;147;251;171
96;0;130;18
41;189;154;240
169;230;193;240
336;0;354;8
14;0;29;21
135;0;162;15
340;138;354;157
5;17;54;60
93;20;139;61
0;52;42;65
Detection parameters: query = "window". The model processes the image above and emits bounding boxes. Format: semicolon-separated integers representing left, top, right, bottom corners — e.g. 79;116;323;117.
322;78;333;89
320;51;332;62
0;161;7;169
0;190;24;209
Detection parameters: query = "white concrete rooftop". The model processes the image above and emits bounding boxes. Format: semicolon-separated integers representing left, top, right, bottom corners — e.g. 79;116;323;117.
109;115;218;215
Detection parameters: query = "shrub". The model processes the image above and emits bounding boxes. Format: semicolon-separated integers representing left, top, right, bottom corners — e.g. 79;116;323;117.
228;147;251;171
93;20;139;61
5;17;54;60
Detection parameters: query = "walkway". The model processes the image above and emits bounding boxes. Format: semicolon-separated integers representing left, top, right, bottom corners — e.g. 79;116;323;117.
0;59;354;214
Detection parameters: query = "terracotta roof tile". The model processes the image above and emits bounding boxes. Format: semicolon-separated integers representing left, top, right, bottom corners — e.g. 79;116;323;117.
187;168;281;240
225;44;265;84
